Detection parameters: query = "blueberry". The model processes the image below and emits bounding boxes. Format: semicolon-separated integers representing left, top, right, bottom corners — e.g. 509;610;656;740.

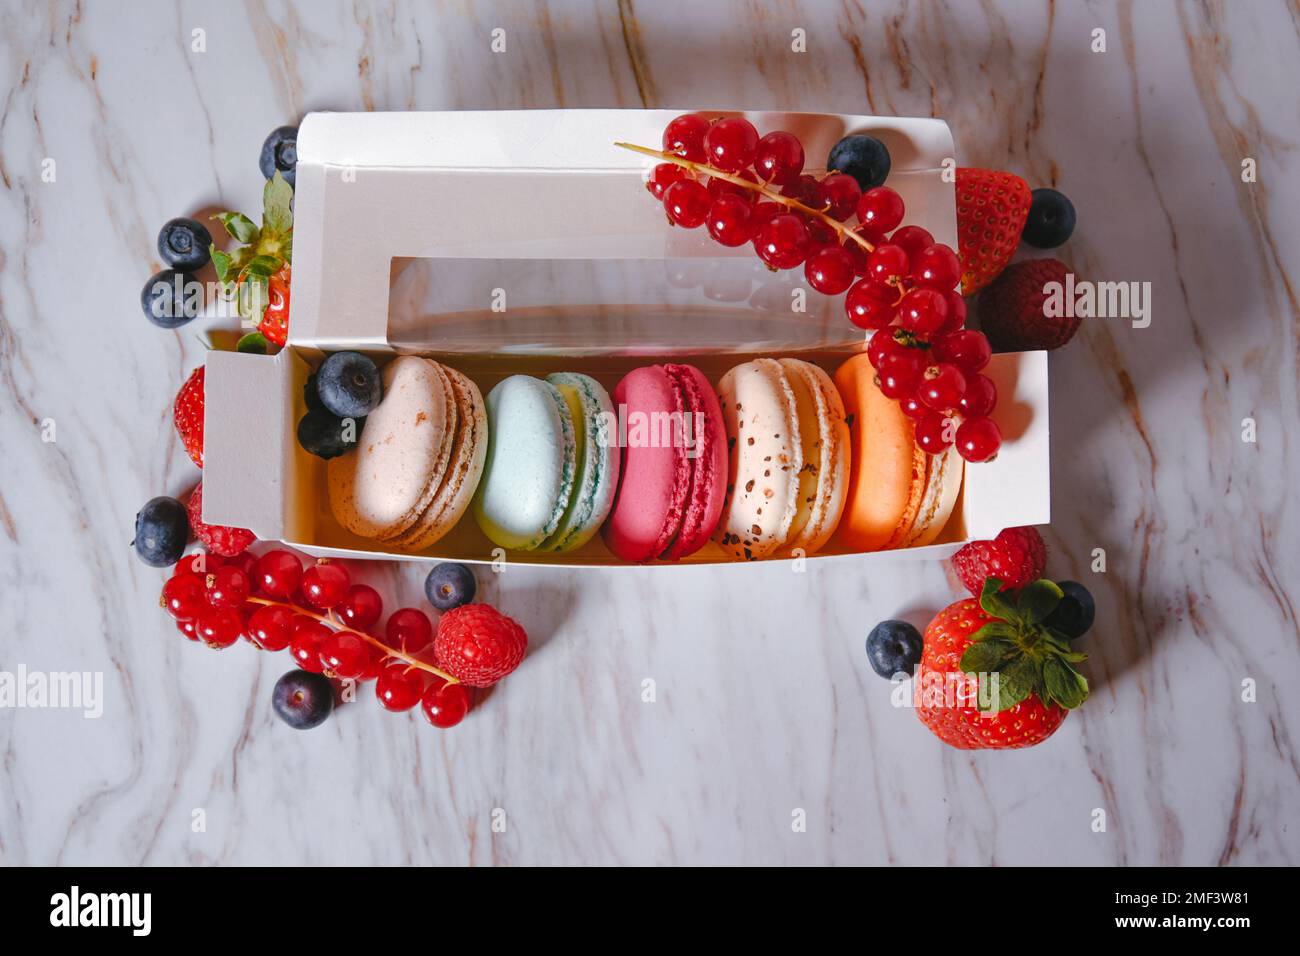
133;496;190;567
296;408;363;459
141;269;203;329
827;135;892;191
1045;580;1095;639
157;217;213;271
316;351;382;418
259;125;299;188
1021;188;1076;248
866;619;923;678
304;371;325;411
425;563;476;611
272;670;334;729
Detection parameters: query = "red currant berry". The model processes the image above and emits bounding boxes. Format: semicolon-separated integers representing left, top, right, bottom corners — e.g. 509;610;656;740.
662;113;709;162
865;244;909;286
337;584;383;630
915;412;955;454
421;680;471;729
846;280;898;331
246;604;296;651
900;391;929;420
919;363;968;412
703;117;759;173
176;618;200;641
227;551;258;580
754;131;804;186
386;607;434;654
780;173;821;206
889;225;936;267
707;170;758;203
933;329;991;372
911;243;962;292
896;288;950;335
754;213;810;270
856;187;905;237
957;374;998;419
358;645;389;682
817;173;861;222
940;289;968;332
255;549;302;599
301;562;351;610
376;664;425;712
805;218;838;254
663;179;710;228
705;194;754;247
204;565;250;609
842;233;870;276
319;631;369;680
289;622;330;673
879;348;925;391
646;162;687;200
751;201;781;231
174;552;223;577
194;606;244;649
162;572;208;621
805;246;856;295
955;417;1003;462
878;369;914;400
868;328;900;368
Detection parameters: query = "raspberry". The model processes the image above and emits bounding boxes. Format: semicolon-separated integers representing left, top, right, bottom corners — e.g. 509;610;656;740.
951;526;1047;596
186;481;256;558
433;604;528;688
978;258;1080;352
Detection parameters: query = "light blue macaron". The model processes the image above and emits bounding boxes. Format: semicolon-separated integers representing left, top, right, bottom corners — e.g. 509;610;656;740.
473;375;576;551
541;373;620;552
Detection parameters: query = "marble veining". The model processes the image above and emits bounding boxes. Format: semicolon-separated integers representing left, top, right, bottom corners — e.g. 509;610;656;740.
0;0;1298;865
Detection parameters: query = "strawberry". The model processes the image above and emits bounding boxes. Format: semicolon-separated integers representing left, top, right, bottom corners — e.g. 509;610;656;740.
955;168;1031;294
977;258;1079;351
916;579;1088;749
258;264;291;347
173;365;206;469
210;171;293;348
951;526;1047;597
186;481;256;557
433;604;528;688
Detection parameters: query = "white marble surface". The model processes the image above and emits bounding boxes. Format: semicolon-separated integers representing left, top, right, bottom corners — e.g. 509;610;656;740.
2;0;1299;866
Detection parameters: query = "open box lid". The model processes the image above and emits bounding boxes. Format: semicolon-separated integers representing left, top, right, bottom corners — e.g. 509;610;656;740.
289;110;960;353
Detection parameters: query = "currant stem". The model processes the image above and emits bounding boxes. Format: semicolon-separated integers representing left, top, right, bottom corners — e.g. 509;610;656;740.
246;596;459;684
614;141;876;253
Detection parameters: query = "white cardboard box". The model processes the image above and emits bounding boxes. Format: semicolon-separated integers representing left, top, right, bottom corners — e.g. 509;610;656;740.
204;109;1050;566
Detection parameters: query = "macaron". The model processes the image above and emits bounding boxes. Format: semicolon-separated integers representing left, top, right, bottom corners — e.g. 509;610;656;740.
714;358;850;560
832;352;962;551
472;375;577;551
385;365;489;551
603;363;727;562
777;358;850;555
540;373;619;552
328;356;486;551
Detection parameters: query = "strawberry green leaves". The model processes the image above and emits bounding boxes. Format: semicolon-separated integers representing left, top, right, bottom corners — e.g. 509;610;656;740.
960;577;1090;713
207;171;294;323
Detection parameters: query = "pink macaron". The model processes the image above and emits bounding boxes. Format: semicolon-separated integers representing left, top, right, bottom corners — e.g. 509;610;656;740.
603;364;726;562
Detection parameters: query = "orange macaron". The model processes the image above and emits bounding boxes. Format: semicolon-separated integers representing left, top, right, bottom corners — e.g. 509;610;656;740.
832;352;962;551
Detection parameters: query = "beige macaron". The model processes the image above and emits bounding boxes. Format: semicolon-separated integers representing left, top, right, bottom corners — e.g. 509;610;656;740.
384;365;488;552
715;358;804;560
328;356;459;542
777;358;849;555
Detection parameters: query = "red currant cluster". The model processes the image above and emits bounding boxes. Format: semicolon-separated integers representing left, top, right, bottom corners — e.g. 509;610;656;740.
629;113;1002;463
161;551;471;728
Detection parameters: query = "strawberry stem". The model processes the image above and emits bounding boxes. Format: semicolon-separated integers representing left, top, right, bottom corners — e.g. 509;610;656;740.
246;596;459;684
614;141;876;253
